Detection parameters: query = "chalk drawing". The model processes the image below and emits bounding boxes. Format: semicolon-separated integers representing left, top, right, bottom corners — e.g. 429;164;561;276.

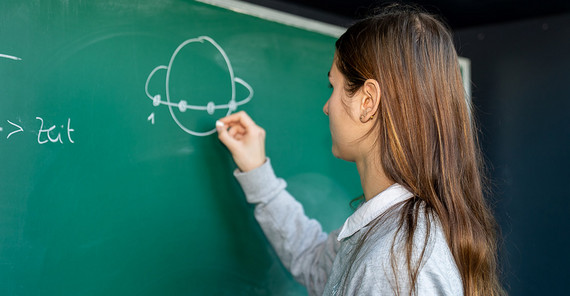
144;36;253;136
36;117;75;144
1;53;75;145
1;118;75;144
0;53;22;61
6;120;23;139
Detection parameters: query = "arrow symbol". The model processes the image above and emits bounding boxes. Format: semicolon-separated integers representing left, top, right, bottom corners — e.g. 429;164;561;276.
7;120;23;139
147;112;155;125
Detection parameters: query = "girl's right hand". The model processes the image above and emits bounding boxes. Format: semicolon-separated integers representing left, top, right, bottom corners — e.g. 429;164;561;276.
216;111;267;172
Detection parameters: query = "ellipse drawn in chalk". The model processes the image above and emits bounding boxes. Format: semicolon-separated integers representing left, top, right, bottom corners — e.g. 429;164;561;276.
144;36;253;136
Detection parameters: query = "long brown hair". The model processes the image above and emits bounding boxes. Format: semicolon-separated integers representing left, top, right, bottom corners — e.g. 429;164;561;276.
335;5;504;295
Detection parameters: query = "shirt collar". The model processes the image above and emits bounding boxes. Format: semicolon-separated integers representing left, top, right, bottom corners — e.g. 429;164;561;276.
337;183;414;241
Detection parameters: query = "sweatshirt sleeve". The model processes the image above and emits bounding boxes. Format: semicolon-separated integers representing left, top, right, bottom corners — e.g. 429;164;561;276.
234;159;340;296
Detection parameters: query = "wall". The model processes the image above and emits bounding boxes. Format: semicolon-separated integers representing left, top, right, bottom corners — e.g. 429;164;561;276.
455;14;570;295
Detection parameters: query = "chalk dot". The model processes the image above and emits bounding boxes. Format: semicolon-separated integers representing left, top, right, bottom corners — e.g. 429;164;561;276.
228;100;237;112
152;94;161;106
179;100;188;112
207;101;215;115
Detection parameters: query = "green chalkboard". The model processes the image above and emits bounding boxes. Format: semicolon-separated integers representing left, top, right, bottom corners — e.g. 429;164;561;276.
0;0;360;294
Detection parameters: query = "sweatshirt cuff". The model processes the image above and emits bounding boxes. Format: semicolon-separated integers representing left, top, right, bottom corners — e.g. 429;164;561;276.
234;158;286;204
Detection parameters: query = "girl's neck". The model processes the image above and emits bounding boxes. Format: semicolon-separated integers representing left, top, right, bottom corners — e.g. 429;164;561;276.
355;155;394;201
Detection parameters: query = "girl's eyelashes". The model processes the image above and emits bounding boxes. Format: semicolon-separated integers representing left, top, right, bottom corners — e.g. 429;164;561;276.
328;83;333;89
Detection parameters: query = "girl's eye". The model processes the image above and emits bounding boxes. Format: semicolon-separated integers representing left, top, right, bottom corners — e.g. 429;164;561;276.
328;83;333;89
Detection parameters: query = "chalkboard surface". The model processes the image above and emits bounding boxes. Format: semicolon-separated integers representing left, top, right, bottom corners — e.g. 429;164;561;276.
0;0;360;295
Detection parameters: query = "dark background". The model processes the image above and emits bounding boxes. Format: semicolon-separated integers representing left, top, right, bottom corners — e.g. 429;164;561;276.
242;0;570;29
242;0;570;294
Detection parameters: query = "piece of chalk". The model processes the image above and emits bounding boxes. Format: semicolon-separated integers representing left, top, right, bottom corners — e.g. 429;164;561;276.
216;120;224;127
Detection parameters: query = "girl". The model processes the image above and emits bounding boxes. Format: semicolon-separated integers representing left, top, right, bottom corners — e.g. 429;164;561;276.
216;5;503;296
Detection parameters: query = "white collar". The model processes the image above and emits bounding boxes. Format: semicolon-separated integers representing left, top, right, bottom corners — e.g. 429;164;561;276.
337;183;414;241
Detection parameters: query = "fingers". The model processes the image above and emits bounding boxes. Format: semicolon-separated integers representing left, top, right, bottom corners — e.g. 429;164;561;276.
216;121;238;150
217;111;256;131
216;111;254;143
216;112;252;150
216;111;267;172
228;125;245;138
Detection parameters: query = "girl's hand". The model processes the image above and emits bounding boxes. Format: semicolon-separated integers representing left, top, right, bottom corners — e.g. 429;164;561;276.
216;111;266;172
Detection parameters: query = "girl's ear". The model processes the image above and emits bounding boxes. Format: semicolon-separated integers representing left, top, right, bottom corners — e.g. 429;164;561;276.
358;79;381;123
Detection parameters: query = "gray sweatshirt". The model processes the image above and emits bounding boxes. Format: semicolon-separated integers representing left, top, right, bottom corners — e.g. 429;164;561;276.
234;159;463;295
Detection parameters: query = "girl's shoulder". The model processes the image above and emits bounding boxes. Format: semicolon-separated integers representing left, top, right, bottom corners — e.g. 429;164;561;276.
355;209;463;294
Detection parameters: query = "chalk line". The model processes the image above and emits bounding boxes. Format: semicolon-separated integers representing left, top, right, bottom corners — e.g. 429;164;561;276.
0;54;22;61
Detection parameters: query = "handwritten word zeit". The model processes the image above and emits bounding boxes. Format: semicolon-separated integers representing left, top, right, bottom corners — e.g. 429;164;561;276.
0;117;75;144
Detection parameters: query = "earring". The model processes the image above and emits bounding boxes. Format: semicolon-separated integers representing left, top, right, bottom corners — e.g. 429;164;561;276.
370;114;374;120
